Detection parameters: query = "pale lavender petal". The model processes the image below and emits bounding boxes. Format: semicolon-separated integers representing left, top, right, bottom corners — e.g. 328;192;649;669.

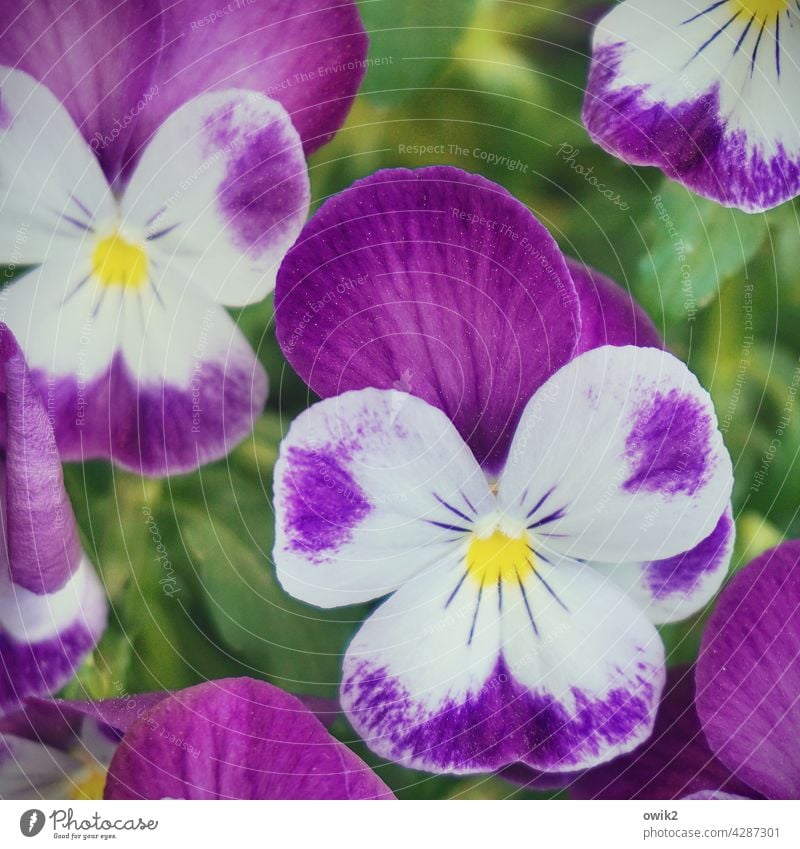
696;540;800;799
103;678;394;800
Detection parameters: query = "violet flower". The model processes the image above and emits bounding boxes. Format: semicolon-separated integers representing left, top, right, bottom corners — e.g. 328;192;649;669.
0;0;367;475
0;324;106;717
271;166;734;775
583;1;799;212
1;680;393;800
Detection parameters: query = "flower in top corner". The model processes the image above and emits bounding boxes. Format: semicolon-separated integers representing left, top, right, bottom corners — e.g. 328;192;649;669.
583;1;800;212
1;680;394;800
0;324;106;718
0;0;368;476
271;166;735;775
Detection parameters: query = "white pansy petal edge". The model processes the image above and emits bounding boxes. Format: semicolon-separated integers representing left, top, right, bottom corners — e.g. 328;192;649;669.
273;345;734;774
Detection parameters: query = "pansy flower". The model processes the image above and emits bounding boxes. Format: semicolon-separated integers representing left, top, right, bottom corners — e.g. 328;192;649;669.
583;1;800;212
0;0;367;475
271;166;735;774
571;540;800;799
0;324;106;717
1;679;393;800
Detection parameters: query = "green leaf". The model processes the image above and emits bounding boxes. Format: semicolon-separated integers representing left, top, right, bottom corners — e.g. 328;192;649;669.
635;183;768;325
178;505;366;698
358;0;478;107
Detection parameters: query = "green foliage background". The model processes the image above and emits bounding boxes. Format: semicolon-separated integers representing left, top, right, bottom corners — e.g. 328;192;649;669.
61;0;800;798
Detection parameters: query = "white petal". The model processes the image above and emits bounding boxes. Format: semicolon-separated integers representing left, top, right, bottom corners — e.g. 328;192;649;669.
498;345;733;563
274;389;493;607
0;66;112;264
121;89;310;307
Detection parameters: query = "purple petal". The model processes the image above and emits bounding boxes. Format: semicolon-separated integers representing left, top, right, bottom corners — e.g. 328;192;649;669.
696;540;800;799
103;678;394;800
0;0;163;186
591;507;735;625
683;790;750;800
0;325;81;594
0;1;367;183
32;315;267;477
0;612;106;719
583;40;800;213
569;259;662;353
568;667;754;800
276;166;580;474
341;555;664;775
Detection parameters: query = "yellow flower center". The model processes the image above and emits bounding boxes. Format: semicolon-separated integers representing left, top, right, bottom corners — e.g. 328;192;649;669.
91;231;148;289
466;529;533;587
732;0;789;15
70;764;107;800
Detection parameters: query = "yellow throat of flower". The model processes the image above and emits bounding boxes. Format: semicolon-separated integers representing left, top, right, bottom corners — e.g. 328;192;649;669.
91;231;149;289
733;0;790;16
466;529;533;587
70;764;107;800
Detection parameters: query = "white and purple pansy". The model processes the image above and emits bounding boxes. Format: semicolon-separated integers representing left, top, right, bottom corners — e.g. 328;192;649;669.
0;324;106;718
573;540;800;800
1;680;394;800
584;1;800;212
272;167;735;775
0;0;367;475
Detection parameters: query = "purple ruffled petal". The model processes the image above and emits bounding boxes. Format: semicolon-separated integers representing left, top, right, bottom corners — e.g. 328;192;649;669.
569;259;661;354
568;667;754;800
103;678;394;800
0;1;366;184
276;166;580;474
150;0;367;157
696;540;800;800
0;326;81;594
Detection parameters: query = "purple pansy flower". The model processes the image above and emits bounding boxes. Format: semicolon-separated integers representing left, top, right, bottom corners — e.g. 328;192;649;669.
583;1;800;212
0;0;367;475
0;324;106;717
570;540;800;800
271;166;735;775
1;680;393;800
